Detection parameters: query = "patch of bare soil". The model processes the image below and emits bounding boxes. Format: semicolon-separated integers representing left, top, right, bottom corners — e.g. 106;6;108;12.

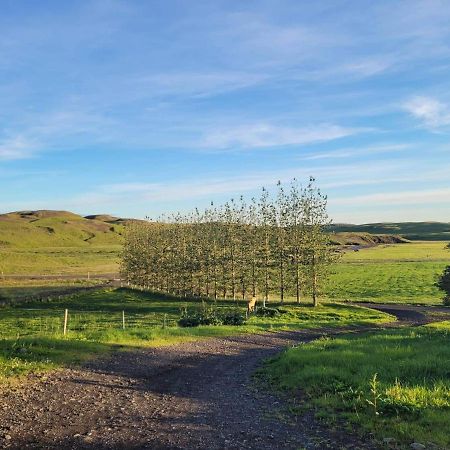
0;306;438;450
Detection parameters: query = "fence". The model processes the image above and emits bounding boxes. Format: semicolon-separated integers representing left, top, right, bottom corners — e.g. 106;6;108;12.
0;308;178;339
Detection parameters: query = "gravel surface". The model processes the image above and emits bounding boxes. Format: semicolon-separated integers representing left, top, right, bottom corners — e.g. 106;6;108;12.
0;305;443;450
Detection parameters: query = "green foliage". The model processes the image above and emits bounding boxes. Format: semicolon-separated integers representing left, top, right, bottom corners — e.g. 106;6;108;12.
122;178;337;306
255;307;280;317
263;322;450;447
436;265;450;305
178;304;246;327
221;309;246;325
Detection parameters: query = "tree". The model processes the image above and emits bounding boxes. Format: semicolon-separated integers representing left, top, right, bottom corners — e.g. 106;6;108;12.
437;266;450;306
121;177;338;307
301;178;338;307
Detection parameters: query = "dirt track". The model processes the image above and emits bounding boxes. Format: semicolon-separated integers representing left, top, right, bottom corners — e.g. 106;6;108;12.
0;305;447;450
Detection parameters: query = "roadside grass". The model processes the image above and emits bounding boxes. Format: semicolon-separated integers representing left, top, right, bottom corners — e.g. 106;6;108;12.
263;321;450;448
0;288;393;383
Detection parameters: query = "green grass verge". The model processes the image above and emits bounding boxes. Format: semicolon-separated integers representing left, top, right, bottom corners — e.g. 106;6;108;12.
263;321;450;448
0;288;393;383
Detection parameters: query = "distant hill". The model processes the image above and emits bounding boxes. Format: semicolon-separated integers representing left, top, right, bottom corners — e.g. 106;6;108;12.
330;232;409;246
329;222;450;241
0;210;125;248
1;210;446;249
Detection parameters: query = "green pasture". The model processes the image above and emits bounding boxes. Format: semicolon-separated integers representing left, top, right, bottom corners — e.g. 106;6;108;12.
0;288;392;382
326;241;449;305
0;240;449;305
263;321;450;448
0;245;121;275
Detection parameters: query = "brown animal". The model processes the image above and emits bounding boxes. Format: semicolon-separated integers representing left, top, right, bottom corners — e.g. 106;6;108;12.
247;296;257;314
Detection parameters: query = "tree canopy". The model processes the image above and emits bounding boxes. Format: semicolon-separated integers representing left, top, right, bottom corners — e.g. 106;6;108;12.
121;178;338;306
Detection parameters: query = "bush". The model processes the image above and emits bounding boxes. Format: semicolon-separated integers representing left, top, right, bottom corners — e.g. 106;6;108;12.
436;265;450;305
255;307;280;317
221;309;246;326
178;305;246;327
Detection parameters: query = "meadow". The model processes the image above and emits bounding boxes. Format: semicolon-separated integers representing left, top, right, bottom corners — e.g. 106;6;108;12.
326;241;449;305
263;321;450;448
0;288;392;382
0;245;121;275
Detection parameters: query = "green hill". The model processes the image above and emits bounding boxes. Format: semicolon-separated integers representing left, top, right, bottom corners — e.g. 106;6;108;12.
0;210;124;248
329;222;450;241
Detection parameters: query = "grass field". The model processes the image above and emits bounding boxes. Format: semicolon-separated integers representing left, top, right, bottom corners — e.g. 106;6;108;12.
0;288;392;382
0;245;121;275
263;321;450;448
326;241;449;305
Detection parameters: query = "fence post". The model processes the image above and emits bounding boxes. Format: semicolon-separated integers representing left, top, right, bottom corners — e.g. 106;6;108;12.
163;313;167;329
63;309;68;336
122;310;125;330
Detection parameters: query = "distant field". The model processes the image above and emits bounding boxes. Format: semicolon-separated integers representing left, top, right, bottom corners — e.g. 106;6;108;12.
327;241;449;305
0;246;121;275
0;209;448;306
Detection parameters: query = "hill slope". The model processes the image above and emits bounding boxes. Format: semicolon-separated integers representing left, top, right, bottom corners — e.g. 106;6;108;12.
329;222;450;241
0;210;124;248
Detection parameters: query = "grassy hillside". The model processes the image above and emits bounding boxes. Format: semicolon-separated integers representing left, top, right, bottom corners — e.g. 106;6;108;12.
0;210;124;248
330;221;450;241
0;210;124;275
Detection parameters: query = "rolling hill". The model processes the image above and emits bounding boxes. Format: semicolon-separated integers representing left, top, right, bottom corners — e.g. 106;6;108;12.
329;222;450;241
0;210;124;248
1;210;448;251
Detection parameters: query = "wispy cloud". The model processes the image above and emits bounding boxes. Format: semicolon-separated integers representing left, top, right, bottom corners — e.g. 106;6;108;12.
0;136;36;161
133;71;267;99
199;123;359;150
302;144;409;161
403;96;450;128
333;187;450;207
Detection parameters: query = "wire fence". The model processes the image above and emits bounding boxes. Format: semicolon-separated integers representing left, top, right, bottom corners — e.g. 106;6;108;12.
0;308;178;338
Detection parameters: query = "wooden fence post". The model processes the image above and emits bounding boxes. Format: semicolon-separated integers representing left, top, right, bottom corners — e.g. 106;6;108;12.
122;310;125;330
63;309;68;336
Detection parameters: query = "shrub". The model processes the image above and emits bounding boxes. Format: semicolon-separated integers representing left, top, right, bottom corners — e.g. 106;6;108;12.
255;307;280;317
221;309;246;325
436;265;450;305
178;305;246;327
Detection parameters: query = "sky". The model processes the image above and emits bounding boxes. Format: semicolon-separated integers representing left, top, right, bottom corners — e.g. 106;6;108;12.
1;0;450;223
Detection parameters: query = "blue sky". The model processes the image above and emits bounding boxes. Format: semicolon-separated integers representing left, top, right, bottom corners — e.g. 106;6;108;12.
1;0;450;223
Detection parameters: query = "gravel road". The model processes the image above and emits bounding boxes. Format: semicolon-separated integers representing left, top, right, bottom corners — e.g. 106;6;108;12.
0;305;445;450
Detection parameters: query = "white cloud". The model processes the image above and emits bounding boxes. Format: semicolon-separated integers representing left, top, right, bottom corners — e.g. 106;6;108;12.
403;96;450;128
200;123;358;150
133;71;267;99
303;144;409;161
332;187;450;207
0;136;35;161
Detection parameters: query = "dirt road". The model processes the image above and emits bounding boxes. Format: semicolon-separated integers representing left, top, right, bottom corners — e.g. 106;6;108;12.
0;305;444;450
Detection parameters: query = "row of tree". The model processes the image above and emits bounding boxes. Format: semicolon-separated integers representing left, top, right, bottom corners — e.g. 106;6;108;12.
121;178;338;306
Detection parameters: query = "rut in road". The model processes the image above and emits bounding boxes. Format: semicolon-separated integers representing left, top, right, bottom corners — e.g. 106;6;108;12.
0;306;433;450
